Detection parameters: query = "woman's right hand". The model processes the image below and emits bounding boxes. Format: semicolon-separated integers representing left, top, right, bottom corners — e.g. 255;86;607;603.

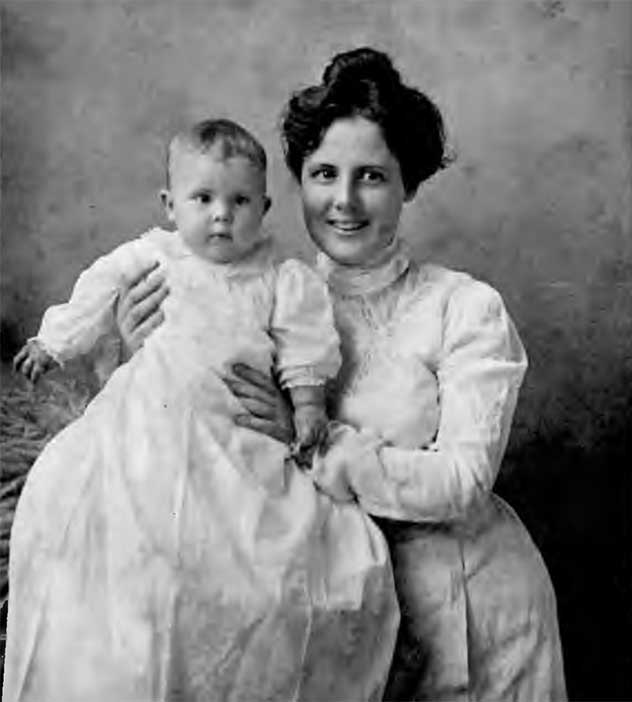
116;262;169;359
225;364;296;446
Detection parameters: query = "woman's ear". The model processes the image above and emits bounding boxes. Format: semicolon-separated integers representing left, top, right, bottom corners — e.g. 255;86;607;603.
160;189;176;222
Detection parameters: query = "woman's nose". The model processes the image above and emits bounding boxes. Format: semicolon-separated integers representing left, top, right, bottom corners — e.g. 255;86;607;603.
332;177;357;212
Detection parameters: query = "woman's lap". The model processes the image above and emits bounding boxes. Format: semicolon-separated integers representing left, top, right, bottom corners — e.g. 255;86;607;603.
377;495;566;701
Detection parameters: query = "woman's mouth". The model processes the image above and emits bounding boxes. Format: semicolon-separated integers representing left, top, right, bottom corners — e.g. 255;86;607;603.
327;220;368;234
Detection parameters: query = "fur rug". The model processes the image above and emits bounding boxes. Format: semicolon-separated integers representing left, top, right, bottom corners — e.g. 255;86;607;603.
0;363;91;681
1;366;91;599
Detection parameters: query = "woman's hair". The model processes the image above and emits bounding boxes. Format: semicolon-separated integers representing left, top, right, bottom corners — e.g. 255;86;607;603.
281;47;449;194
166;118;267;188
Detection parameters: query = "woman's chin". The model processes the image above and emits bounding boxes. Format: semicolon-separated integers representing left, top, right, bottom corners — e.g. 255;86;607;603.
325;245;381;267
324;250;364;266
314;237;368;265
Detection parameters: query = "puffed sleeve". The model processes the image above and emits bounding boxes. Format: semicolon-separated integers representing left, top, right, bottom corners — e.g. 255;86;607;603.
313;280;527;522
270;259;341;388
35;238;152;365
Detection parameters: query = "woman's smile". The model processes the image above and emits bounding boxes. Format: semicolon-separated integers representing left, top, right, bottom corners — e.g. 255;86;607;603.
326;218;369;234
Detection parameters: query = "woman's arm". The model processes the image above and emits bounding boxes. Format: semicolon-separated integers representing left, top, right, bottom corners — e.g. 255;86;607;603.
313;281;528;523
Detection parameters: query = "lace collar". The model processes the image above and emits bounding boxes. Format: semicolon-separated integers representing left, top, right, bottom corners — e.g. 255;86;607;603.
316;238;411;296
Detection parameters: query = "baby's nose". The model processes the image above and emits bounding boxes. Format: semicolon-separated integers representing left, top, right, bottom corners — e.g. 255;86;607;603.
211;200;232;222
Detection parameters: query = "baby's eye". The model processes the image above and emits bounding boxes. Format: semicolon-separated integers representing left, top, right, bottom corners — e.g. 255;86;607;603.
194;193;212;204
234;194;250;206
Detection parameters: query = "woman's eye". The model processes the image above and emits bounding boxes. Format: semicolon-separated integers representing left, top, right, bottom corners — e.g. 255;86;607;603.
311;166;336;182
360;170;386;184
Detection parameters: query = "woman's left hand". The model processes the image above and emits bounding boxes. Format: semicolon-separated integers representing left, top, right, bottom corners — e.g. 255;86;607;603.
225;364;295;445
309;423;357;502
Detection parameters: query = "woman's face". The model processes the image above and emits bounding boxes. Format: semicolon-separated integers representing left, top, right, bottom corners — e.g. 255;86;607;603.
300;116;412;266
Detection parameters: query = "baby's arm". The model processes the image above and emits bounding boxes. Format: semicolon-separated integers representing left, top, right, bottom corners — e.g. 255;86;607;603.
15;238;153;382
270;258;341;467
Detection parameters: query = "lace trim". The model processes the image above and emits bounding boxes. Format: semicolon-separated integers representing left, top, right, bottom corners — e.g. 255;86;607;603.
328;263;442;397
316;238;411;296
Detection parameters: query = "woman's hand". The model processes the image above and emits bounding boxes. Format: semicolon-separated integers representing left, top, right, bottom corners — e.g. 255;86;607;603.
116;262;169;359
225;364;295;445
309;422;357;502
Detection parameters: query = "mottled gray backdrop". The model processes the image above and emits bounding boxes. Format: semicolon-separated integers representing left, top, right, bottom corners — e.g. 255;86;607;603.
1;1;630;699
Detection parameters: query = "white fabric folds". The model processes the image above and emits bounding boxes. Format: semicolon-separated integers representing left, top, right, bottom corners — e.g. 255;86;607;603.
3;229;399;702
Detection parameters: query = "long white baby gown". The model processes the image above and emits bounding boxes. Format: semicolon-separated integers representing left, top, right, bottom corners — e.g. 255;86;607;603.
3;229;399;702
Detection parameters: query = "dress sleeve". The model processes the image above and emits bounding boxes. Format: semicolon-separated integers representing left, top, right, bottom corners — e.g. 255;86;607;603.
35;239;150;365
270;259;341;389
314;280;528;522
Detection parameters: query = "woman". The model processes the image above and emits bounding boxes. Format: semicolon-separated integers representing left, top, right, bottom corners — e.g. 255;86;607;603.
117;48;566;701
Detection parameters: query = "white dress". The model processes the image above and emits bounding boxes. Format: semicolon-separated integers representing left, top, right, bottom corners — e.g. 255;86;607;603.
3;229;399;702
314;244;567;701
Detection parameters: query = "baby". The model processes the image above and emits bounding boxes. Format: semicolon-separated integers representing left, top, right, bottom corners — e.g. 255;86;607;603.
5;118;398;702
15;118;330;461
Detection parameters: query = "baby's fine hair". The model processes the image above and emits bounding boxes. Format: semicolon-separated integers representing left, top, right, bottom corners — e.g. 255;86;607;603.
166;118;267;187
281;47;449;194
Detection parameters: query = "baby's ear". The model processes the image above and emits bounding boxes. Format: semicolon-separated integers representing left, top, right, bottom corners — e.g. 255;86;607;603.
160;189;176;222
263;195;272;215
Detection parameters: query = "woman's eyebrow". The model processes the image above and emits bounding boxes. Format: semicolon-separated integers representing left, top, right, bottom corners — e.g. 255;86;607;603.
306;161;336;171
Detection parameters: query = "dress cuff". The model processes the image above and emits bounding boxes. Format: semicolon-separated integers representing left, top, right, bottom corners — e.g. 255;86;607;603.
277;366;328;389
28;337;65;367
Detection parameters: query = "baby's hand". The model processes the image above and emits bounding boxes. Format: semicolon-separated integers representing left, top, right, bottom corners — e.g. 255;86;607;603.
290;404;328;469
13;339;56;383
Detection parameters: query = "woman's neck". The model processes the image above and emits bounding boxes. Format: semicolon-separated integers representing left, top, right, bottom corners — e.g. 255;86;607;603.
316;238;411;296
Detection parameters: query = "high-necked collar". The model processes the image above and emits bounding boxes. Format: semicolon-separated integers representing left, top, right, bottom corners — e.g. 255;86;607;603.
316;238;411;296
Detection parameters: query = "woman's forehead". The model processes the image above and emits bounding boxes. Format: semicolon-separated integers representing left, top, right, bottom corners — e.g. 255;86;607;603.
308;117;394;166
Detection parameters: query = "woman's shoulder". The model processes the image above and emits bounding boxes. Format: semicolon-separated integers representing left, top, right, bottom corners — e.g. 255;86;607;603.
407;261;510;327
409;261;501;302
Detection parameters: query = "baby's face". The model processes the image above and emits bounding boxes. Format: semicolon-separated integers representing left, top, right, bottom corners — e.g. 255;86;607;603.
164;147;270;264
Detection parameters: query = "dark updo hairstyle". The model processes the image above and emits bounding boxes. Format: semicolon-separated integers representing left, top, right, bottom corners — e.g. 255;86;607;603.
281;47;449;195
